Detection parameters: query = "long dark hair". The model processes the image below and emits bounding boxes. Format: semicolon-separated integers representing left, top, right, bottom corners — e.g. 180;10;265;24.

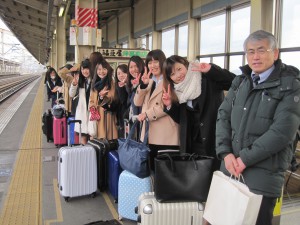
91;59;113;91
145;49;166;76
46;67;59;83
127;56;145;91
163;55;189;102
78;58;91;88
115;64;128;82
89;51;104;77
113;64;128;106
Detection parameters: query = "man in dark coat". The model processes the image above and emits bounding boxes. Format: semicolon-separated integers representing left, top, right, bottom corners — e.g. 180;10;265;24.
216;30;300;225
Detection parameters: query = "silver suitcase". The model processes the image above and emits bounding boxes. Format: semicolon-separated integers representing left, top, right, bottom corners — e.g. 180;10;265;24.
58;120;97;202
137;192;203;225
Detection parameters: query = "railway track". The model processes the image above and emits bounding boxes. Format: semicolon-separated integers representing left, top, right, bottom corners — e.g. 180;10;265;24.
0;75;40;102
0;73;21;79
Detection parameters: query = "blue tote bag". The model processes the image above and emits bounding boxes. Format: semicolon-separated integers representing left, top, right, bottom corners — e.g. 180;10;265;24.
118;120;150;178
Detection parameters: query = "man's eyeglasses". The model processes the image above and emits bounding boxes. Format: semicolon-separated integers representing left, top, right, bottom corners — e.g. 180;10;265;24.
245;48;273;57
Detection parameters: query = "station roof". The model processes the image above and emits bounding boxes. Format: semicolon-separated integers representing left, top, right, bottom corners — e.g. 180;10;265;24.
0;0;133;64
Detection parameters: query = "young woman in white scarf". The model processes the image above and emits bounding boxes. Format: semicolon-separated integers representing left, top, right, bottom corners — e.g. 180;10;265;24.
162;55;235;171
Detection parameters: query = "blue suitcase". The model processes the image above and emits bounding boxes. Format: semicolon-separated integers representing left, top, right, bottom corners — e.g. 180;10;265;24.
107;150;122;202
67;117;79;145
118;170;152;221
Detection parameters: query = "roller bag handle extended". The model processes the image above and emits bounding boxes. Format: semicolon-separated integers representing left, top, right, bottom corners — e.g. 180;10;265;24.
67;119;82;146
104;110;113;139
104;110;118;150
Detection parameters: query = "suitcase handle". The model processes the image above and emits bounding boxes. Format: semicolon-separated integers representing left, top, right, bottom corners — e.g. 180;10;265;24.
67;120;82;125
67;119;82;146
104;111;114;139
61;121;64;138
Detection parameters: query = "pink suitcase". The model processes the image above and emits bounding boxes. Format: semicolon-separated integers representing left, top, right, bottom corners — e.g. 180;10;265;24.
53;116;67;146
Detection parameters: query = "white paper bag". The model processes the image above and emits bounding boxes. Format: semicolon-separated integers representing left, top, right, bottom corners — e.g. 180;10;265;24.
203;171;263;225
87;113;97;137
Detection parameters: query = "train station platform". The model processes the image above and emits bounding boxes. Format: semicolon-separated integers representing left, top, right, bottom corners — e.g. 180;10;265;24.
0;76;299;225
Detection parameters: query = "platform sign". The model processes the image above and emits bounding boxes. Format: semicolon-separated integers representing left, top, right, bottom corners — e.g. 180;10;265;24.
70;26;96;46
97;48;149;58
82;26;91;45
96;29;102;47
69;27;77;45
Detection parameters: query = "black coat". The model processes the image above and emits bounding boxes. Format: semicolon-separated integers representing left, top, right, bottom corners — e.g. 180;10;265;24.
166;64;235;160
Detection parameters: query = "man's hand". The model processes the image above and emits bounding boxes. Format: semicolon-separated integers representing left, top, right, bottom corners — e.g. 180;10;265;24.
224;153;239;177
236;157;246;175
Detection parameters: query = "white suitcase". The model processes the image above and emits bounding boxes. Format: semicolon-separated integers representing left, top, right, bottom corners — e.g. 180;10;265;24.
58;120;97;202
137;192;203;225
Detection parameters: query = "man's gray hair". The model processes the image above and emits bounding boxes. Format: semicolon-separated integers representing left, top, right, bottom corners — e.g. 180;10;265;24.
243;30;278;51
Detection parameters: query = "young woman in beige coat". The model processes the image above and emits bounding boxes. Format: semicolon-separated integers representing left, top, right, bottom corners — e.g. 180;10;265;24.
134;49;180;170
89;60;118;140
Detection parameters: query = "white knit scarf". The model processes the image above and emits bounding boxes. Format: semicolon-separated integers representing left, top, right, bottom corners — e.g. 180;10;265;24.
174;62;202;104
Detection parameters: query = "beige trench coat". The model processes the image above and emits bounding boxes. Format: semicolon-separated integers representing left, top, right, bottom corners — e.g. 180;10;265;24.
89;82;118;139
134;79;180;146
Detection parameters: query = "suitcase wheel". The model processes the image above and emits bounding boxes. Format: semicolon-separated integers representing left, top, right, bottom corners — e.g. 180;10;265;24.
64;197;70;202
91;192;96;198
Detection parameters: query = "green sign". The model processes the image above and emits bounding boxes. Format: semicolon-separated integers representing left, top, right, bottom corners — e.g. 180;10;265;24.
97;48;149;58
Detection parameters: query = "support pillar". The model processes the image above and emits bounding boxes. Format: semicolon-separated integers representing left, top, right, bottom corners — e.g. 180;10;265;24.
187;18;198;61
250;0;274;33
51;38;57;69
56;16;66;69
128;7;135;48
74;0;98;63
151;31;161;50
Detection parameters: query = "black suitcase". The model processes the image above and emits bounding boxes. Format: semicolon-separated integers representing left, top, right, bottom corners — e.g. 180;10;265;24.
87;111;118;191
42;109;53;142
88;138;109;191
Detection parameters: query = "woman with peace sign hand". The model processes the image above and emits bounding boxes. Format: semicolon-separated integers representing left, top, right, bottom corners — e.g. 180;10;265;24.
134;50;180;170
162;55;235;171
88;60;118;139
126;56;145;121
69;59;93;144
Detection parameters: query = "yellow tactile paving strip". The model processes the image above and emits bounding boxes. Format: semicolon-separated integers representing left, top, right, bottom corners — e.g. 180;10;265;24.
0;79;43;225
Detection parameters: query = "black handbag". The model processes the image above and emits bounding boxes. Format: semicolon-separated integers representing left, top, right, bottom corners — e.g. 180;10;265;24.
118;120;150;178
154;153;214;202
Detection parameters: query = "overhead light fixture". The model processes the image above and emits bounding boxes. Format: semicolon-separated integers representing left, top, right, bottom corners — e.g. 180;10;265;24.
59;5;65;17
54;29;56;35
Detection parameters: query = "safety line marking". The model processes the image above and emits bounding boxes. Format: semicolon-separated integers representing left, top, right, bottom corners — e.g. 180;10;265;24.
101;192;123;224
44;179;63;225
0;77;43;225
